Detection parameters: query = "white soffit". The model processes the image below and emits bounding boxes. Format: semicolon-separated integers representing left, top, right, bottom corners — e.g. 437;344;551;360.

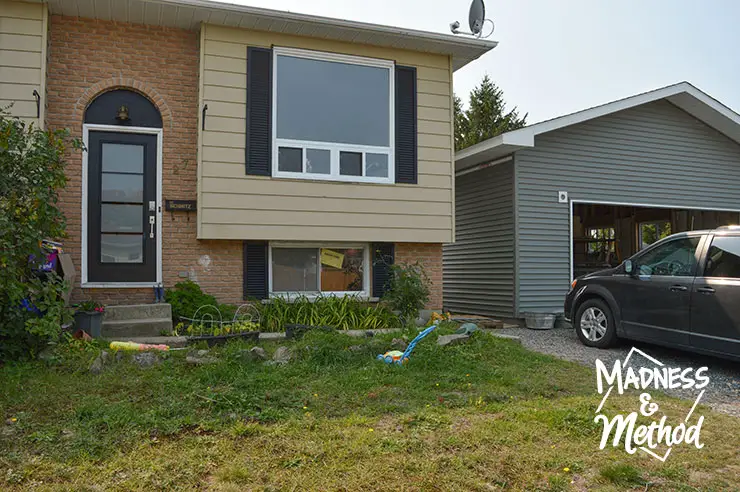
455;82;740;171
37;0;497;71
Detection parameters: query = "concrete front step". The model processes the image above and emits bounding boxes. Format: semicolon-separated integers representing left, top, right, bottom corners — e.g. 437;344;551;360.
102;317;172;338
104;303;172;322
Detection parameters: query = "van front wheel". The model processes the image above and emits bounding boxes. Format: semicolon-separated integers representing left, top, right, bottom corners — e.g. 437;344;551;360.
575;299;617;348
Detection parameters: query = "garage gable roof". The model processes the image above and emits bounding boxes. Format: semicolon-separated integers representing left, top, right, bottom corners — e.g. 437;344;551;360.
456;82;740;170
36;0;496;71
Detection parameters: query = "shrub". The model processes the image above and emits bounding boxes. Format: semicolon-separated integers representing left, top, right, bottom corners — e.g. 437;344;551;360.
382;261;431;324
0;111;80;360
164;280;217;322
257;294;400;332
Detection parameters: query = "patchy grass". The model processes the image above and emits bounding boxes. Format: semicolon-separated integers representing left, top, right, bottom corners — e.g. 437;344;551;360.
0;328;738;490
599;463;644;487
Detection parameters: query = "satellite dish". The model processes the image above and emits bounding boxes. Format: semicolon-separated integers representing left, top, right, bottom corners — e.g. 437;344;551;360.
449;0;493;38
468;0;485;35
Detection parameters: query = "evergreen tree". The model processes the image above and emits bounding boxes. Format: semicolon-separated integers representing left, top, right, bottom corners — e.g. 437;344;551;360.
455;75;527;151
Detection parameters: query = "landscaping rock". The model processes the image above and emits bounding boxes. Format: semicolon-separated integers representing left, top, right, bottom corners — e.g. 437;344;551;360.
365;330;374;338
391;338;408;350
437;334;470;347
238;347;267;362
186;350;217;366
133;352;159;368
115;351;126;362
348;345;364;352
89;350;110;374
272;346;292;364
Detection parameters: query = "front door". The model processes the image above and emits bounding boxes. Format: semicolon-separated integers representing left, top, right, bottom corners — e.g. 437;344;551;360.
690;234;740;357
618;236;703;346
87;131;158;283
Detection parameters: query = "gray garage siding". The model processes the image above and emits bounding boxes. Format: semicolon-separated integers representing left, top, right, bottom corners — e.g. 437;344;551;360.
515;99;740;314
443;161;516;317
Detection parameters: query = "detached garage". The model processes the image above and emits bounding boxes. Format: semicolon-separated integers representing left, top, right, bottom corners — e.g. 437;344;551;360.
444;82;740;318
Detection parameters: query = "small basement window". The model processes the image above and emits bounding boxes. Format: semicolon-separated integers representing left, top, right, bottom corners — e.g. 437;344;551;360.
272;47;394;184
269;243;369;297
639;221;672;249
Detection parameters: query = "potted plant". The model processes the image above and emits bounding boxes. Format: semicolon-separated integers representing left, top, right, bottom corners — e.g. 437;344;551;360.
73;300;105;338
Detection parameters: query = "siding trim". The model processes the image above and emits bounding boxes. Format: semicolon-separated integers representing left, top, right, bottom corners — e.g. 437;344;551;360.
512;152;520;317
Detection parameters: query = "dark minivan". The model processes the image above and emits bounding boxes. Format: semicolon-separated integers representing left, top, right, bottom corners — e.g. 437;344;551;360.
564;226;740;361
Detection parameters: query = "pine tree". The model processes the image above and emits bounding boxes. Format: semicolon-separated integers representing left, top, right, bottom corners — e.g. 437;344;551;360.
454;75;527;151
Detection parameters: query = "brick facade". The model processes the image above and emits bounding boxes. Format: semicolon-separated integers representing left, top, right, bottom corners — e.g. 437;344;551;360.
47;16;243;305
44;16;445;309
394;243;443;310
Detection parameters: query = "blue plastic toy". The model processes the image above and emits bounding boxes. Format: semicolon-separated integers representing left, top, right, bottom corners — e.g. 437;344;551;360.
377;322;438;365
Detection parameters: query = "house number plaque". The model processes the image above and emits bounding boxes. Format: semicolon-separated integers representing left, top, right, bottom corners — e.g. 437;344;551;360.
165;200;197;212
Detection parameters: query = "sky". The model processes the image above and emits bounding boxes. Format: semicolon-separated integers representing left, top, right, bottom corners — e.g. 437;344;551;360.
226;0;740;124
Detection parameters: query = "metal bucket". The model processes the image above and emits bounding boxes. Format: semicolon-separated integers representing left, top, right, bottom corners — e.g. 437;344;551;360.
523;312;556;330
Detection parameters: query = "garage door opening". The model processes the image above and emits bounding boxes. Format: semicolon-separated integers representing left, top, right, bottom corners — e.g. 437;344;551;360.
571;202;740;279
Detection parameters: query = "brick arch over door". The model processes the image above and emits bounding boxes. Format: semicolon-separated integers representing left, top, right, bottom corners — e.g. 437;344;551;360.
75;80;173;130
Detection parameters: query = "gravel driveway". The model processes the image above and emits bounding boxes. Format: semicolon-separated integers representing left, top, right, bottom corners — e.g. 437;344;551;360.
501;325;740;417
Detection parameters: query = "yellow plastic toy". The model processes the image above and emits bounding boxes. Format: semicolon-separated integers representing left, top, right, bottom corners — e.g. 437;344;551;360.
110;341;169;352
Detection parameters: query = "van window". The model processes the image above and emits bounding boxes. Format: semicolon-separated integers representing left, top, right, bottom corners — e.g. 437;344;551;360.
637;237;700;277
704;236;740;279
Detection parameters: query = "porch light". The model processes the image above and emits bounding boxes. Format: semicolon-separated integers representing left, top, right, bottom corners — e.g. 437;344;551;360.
115;105;130;122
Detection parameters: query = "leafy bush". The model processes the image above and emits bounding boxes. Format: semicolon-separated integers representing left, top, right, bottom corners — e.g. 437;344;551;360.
0;111;80;360
382;261;430;323
257;294;400;332
164;280;217;321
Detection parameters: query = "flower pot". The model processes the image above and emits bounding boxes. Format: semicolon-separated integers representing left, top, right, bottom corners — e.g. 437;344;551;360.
74;311;104;338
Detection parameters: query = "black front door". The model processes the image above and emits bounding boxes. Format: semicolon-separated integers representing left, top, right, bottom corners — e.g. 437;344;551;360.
618;236;703;346
690;234;740;357
87;131;157;283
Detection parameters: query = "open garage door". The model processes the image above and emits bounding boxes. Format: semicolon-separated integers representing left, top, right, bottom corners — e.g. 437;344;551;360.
571;202;740;279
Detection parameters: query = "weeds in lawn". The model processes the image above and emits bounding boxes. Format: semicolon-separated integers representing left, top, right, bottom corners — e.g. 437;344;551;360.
0;329;737;490
599;463;645;487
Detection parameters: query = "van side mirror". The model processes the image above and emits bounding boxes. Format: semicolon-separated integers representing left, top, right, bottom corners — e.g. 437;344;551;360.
624;259;635;275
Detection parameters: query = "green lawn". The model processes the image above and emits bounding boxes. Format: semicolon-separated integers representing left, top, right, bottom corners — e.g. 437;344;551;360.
1;329;737;491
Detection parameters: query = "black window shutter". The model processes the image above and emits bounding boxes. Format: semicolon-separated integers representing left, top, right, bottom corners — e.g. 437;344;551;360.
245;47;272;176
372;243;395;298
243;241;268;300
395;65;418;184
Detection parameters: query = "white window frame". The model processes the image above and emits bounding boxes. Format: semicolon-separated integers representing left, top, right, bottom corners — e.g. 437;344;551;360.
268;242;371;299
271;46;395;184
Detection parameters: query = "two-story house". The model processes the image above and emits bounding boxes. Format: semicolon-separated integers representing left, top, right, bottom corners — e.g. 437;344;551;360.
1;0;495;311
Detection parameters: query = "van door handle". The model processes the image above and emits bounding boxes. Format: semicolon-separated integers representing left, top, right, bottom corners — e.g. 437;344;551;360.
697;286;715;294
669;285;688;292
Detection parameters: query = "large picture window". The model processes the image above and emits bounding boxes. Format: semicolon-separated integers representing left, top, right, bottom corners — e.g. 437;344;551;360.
269;243;369;296
272;47;394;183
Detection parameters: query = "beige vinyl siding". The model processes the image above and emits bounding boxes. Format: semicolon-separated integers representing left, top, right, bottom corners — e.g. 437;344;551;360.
198;23;454;243
0;0;47;127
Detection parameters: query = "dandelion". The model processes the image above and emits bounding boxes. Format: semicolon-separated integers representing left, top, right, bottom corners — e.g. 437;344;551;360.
435;383;439;387
302;406;308;410
563;467;570;472
313;393;318;397
368;428;374;432
10;418;17;422
466;374;470;377
551;445;555;449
